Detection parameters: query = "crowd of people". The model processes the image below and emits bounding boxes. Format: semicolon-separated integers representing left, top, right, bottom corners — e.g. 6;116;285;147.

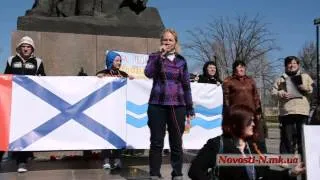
0;27;316;180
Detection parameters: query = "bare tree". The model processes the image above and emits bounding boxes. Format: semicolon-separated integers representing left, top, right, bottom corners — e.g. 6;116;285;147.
184;14;278;79
298;41;317;79
184;14;280;107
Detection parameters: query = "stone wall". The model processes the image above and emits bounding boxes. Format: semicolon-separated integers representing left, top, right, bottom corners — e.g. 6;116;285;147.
12;30;160;76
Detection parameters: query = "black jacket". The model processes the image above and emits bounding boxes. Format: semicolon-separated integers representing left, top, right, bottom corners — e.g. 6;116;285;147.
188;135;296;180
96;69;128;78
198;75;221;85
4;55;46;76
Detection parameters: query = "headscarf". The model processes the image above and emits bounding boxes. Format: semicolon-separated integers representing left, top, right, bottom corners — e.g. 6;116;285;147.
105;51;121;70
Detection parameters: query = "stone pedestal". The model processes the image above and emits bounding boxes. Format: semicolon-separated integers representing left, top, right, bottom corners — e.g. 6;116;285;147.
18;7;164;38
12;30;160;76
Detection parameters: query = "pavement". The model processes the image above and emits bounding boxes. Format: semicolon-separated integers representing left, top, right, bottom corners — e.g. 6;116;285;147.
0;128;286;180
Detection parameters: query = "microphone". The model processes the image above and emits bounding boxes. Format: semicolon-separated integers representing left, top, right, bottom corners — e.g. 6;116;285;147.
160;47;167;58
160;47;166;53
161;46;174;59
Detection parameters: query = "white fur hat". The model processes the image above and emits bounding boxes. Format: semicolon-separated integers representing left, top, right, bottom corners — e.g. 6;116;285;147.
16;36;35;50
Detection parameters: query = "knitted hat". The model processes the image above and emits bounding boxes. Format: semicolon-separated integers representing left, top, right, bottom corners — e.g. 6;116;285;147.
105;51;121;69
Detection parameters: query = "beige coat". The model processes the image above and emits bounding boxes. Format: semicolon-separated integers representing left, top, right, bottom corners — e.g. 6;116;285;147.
271;71;313;116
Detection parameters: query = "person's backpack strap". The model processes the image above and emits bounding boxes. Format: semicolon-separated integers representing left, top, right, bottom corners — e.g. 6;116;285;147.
216;136;224;174
219;136;224;153
210;136;224;180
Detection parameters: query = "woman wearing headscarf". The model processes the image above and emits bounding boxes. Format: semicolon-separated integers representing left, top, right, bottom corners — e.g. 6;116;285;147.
96;51;133;170
96;51;130;78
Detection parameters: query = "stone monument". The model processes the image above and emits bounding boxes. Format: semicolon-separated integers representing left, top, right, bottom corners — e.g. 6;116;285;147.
12;0;164;75
18;0;164;38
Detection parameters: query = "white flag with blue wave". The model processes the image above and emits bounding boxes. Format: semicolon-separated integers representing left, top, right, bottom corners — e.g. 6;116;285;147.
126;80;222;149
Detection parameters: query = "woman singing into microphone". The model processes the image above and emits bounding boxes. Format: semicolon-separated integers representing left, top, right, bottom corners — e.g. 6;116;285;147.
144;28;195;180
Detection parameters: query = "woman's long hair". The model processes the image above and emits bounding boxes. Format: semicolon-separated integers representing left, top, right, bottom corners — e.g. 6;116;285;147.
222;105;264;155
222;104;259;141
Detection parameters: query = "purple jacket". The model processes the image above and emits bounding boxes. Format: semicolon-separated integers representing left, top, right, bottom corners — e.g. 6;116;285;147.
144;52;194;116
